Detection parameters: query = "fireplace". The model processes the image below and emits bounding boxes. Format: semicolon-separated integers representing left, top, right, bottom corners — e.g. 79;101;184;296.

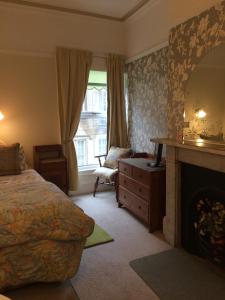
181;163;225;266
151;138;225;249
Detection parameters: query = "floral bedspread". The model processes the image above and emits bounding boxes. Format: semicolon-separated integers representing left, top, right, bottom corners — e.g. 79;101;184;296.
0;169;44;186
0;170;94;248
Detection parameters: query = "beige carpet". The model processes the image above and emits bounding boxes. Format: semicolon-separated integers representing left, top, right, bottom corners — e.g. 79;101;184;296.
71;191;171;300
4;280;79;300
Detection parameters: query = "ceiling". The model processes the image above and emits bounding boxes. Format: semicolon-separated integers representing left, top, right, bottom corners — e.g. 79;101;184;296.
3;0;150;20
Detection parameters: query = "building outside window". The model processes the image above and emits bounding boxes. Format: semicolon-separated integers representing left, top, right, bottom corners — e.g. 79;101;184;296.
74;70;107;170
75;139;86;167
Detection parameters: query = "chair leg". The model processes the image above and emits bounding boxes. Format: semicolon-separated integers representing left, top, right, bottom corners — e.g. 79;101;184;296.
93;177;100;197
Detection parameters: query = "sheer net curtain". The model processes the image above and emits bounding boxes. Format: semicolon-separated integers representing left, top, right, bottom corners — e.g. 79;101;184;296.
56;48;92;191
107;54;128;149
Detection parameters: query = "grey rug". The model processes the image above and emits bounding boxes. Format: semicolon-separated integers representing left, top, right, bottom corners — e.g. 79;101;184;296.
130;249;225;300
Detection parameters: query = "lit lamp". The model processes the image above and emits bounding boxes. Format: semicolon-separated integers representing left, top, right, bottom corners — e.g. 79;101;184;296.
0;111;5;145
195;109;207;119
0;111;4;121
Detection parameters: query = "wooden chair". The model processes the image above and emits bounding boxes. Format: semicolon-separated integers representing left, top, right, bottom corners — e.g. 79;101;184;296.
92;148;149;197
93;153;118;197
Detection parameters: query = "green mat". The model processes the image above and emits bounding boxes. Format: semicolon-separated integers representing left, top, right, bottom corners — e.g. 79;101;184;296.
85;224;114;248
130;249;225;300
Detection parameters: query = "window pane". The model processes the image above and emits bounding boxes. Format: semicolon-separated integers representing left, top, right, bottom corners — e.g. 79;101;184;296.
74;71;107;169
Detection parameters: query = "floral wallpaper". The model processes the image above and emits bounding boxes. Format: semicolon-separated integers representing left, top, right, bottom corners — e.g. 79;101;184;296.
127;47;168;154
168;0;225;140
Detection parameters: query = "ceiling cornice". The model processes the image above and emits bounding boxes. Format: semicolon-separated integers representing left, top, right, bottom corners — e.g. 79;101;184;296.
121;0;150;21
0;0;150;22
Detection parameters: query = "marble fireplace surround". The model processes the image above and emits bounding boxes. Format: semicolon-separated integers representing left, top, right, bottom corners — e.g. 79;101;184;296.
153;139;225;246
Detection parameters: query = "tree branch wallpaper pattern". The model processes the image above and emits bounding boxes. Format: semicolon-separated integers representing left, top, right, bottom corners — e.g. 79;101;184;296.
168;0;225;140
127;47;168;154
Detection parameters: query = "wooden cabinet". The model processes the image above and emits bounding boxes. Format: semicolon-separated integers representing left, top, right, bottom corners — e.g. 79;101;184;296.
117;158;165;232
33;144;68;194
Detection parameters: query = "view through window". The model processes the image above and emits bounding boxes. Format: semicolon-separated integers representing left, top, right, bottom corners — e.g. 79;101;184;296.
74;70;107;170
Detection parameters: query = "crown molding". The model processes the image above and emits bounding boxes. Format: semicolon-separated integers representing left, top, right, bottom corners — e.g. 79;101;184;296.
0;0;151;22
121;0;150;20
126;40;168;64
125;0;161;23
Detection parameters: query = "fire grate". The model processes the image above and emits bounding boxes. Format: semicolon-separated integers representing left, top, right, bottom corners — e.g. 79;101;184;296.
194;196;225;267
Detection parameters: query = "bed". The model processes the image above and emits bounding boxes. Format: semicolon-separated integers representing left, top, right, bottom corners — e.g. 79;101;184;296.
0;169;94;291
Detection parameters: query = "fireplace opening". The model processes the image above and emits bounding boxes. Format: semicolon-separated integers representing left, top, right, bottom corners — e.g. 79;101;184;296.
181;163;225;267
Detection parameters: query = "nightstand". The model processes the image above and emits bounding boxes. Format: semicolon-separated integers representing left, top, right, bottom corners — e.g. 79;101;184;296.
33;144;68;194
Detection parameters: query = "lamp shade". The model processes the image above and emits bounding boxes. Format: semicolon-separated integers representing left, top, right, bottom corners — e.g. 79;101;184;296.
0;111;4;121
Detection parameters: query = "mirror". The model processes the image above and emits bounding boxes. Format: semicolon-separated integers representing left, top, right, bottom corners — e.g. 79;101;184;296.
183;43;225;145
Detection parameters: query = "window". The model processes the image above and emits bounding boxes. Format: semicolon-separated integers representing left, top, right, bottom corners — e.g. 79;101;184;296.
98;137;107;156
74;70;107;170
75;139;87;167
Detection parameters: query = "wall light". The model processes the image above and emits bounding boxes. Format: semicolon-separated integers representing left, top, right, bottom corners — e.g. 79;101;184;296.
196;138;205;147
0;111;4;121
195;109;207;119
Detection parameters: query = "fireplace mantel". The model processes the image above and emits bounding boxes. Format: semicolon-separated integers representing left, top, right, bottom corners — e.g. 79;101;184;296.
151;138;225;247
151;138;225;156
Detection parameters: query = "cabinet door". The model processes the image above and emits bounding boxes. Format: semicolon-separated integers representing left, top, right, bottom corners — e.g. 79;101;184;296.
118;186;149;223
132;167;151;185
41;171;67;191
118;161;132;177
119;173;150;202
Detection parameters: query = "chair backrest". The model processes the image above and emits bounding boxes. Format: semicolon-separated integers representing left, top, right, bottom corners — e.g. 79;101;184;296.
103;146;132;169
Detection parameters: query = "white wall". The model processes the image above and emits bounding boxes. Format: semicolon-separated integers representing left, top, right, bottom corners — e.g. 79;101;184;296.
168;0;222;28
125;0;168;58
0;3;125;55
0;2;125;166
0;53;60;166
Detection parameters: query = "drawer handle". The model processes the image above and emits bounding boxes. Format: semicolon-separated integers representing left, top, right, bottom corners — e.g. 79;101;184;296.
138;205;142;210
123;195;126;199
138;188;142;193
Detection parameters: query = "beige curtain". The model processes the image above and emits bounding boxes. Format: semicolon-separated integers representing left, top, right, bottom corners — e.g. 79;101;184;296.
107;54;128;149
56;48;92;191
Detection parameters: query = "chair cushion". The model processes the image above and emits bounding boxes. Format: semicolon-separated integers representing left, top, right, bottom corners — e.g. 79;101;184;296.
94;167;118;181
103;146;131;169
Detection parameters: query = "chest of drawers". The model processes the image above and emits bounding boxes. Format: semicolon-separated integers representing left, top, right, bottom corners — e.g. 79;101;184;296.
117;158;165;232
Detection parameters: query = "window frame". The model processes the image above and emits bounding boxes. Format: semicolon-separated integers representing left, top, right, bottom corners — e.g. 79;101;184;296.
74;70;108;171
